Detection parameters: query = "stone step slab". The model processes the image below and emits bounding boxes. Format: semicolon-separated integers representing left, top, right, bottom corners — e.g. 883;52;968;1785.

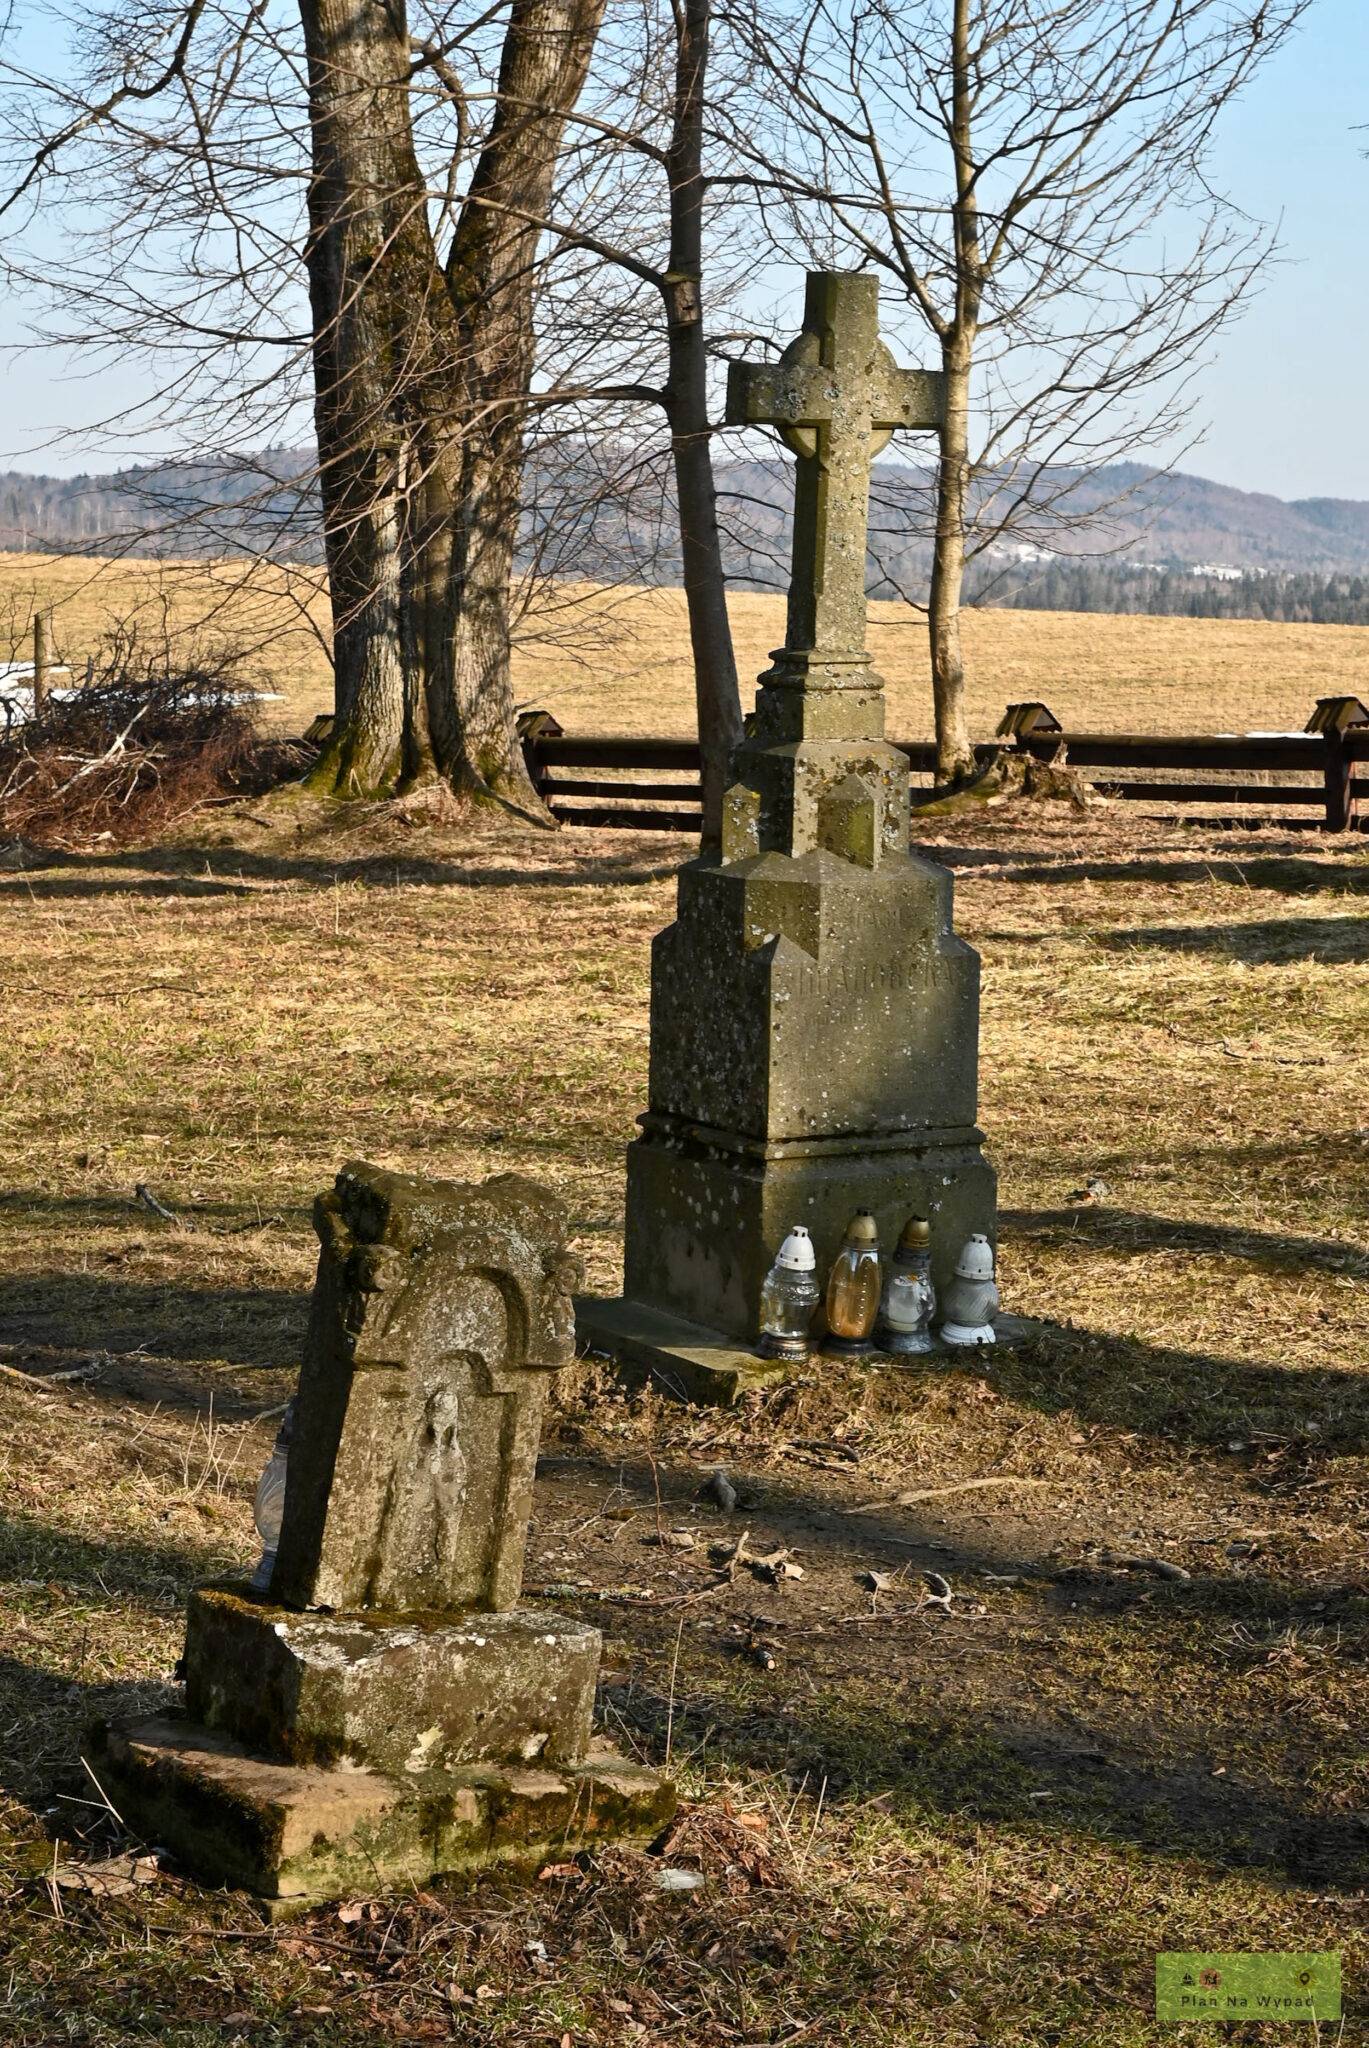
85;1716;675;1916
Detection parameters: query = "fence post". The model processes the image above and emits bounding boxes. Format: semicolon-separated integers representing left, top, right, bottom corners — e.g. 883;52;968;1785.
32;609;52;714
515;708;562;807
1322;729;1352;833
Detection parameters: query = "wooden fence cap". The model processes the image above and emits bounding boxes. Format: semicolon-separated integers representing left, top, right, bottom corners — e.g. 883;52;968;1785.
996;701;1062;738
1306;696;1369;734
516;708;564;740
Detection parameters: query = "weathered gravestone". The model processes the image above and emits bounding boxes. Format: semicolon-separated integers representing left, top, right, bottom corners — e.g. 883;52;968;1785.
88;1163;674;1911
579;271;996;1401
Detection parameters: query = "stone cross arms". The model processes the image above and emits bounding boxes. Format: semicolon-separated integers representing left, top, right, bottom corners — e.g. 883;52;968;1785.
726;272;944;665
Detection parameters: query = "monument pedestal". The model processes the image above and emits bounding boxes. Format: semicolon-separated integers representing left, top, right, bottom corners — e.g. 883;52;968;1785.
580;837;997;1393
578;1295;1039;1407
624;1110;995;1341
94;1583;673;1914
182;1586;603;1773
90;1581;670;1913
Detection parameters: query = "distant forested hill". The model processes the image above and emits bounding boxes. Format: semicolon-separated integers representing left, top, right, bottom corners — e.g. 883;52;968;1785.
5;452;1369;622
0;455;317;560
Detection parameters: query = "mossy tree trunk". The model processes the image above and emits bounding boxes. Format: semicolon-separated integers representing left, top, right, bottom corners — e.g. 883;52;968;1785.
298;0;444;797
297;0;602;808
443;0;606;813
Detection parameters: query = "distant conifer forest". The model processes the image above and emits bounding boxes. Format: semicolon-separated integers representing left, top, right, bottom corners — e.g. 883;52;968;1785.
963;561;1369;625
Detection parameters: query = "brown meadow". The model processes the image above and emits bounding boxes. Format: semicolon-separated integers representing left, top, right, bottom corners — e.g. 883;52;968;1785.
4;550;1367;740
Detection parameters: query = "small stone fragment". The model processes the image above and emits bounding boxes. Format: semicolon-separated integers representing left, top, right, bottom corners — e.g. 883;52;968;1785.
701;1470;738;1513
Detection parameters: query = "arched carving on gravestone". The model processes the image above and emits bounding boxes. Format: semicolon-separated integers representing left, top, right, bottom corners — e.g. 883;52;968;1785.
271;1165;582;1615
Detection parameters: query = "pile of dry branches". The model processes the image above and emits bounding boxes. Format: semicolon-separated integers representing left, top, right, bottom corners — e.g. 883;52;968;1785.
0;665;300;851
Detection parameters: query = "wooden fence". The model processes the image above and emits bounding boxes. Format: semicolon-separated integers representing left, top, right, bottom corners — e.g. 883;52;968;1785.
520;697;1369;836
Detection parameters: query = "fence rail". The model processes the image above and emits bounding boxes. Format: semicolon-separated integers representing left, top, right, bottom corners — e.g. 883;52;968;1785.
519;698;1369;836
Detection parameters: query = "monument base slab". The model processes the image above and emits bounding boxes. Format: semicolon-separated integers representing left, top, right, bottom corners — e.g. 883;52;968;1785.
184;1588;601;1774
623;1118;996;1347
577;1295;793;1405
577;1294;1042;1406
85;1716;675;1916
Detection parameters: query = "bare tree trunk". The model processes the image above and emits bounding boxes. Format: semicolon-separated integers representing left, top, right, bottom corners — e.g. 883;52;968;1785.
927;0;979;788
444;0;607;814
297;0;448;797
445;431;527;799
299;0;605;810
32;608;52;713
928;343;976;784
661;0;742;850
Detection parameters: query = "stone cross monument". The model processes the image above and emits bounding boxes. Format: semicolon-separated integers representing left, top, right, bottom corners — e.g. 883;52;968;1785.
579;271;996;1401
725;270;944;709
89;1164;674;1911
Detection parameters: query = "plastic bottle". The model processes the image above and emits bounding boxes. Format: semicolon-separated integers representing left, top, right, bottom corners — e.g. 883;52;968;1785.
249;1399;295;1594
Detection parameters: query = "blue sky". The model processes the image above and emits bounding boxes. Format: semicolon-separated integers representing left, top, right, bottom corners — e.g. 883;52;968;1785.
1180;0;1368;500
1;0;1366;500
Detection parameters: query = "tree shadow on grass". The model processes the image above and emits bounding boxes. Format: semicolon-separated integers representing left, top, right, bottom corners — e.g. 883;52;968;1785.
988;852;1369;894
0;841;683;899
0;1190;313;1233
0;1517;224;1809
0;1658;178;1813
542;1449;1368;1890
921;839;1369;892
996;1320;1368;1454
643;1666;1369;1891
0;1270;306;1376
1097;915;1369;962
0;875;263;903
0;1512;216;1610
1003;1203;1369;1282
541;1442;1366;1644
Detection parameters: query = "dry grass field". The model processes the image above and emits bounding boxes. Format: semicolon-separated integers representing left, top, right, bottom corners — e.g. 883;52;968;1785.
0;771;1366;2042
1;548;1367;2041
6;550;1369;740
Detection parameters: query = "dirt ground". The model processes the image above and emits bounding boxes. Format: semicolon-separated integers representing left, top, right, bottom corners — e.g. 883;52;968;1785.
0;790;1365;2045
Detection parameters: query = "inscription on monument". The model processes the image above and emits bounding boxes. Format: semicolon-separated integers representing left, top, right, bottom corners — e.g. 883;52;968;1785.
793;952;950;1004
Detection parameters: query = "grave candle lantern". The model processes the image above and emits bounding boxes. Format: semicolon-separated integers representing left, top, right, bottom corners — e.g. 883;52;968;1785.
249;1399;294;1593
939;1234;1000;1346
822;1211;882;1358
757;1224;820;1360
876;1216;936;1355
